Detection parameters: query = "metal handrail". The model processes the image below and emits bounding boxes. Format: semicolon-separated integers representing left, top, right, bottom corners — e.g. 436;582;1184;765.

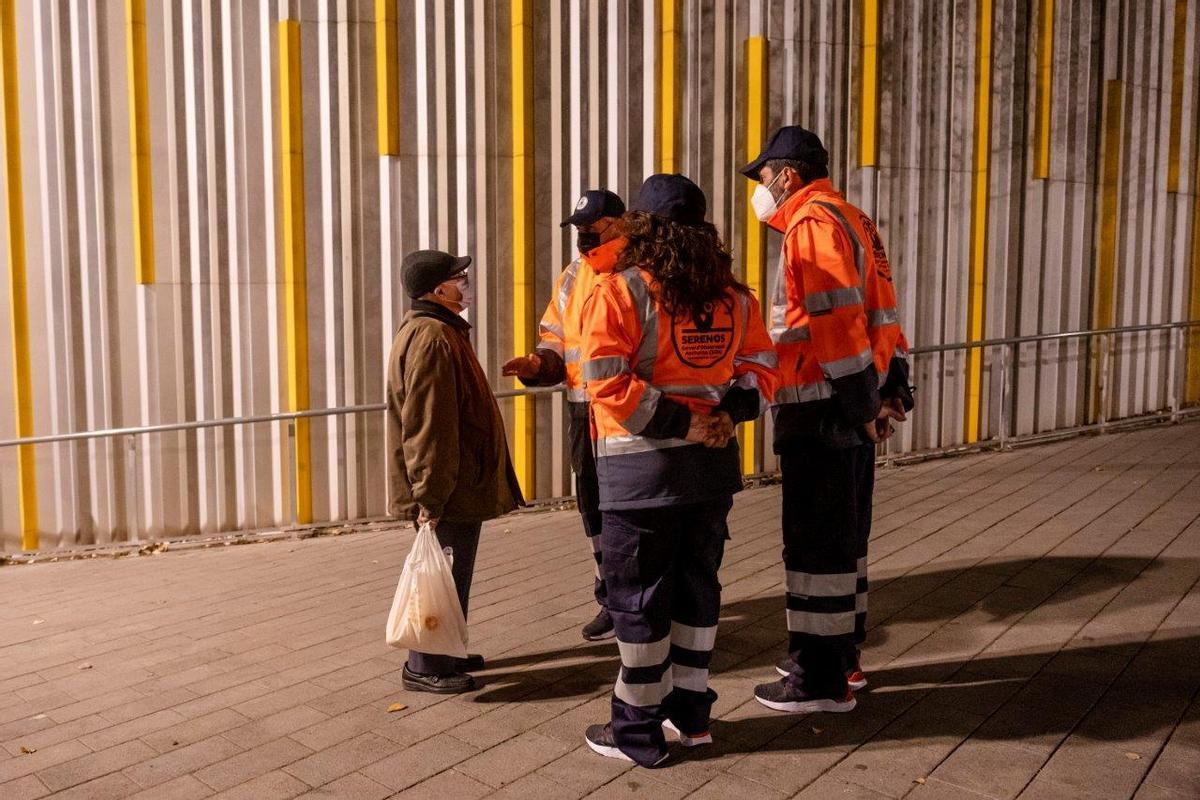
1;320;1196;449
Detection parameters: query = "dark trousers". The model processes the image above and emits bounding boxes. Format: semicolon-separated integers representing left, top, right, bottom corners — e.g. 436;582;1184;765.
600;496;732;766
569;402;605;607
406;520;482;676
780;439;874;697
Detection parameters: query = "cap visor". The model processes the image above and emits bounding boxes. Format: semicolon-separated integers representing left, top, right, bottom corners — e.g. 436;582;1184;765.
739;155;767;180
450;255;472;275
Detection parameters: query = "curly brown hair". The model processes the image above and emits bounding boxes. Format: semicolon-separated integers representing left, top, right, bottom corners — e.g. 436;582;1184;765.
616;211;748;323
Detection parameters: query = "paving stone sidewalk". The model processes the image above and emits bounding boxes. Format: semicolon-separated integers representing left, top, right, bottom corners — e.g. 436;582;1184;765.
2;422;1199;799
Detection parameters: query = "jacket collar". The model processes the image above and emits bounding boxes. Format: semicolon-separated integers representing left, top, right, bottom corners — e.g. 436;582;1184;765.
766;177;840;232
409;298;472;332
581;236;628;275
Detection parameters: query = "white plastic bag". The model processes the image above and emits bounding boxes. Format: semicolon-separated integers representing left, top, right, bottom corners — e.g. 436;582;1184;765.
385;523;469;658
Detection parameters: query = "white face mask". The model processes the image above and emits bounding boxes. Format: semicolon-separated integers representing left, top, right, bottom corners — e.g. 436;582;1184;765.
751;171;787;222
455;277;474;312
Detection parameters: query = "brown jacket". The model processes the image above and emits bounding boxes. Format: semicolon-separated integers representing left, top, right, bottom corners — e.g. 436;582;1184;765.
386;301;524;523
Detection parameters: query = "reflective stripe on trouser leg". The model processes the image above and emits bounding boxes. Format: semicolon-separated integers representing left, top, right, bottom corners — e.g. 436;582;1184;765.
855;556;868;646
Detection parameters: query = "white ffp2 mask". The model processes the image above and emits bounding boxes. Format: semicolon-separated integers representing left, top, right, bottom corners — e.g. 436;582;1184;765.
751;172;786;222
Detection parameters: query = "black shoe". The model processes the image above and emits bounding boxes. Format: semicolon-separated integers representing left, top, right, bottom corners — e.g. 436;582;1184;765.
402;663;476;694
456;654;485;672
582;609;616;641
753;679;856;714
584;723;668;767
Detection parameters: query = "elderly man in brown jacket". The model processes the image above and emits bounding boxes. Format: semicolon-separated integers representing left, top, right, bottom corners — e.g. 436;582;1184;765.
387;249;524;694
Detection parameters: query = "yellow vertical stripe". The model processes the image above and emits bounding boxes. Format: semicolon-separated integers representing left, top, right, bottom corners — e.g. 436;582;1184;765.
1033;0;1053;179
964;0;992;443
1;0;37;550
126;0;154;284
1092;79;1123;418
1167;0;1187;192
375;0;399;156
510;0;535;495
658;0;677;173
279;20;312;524
741;35;767;476
860;0;878;167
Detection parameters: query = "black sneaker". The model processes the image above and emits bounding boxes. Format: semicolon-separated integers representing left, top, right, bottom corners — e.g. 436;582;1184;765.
775;656;868;691
584;723;668;767
456;654;485;672
753;679;856;714
581;609;616;641
402;663;476;694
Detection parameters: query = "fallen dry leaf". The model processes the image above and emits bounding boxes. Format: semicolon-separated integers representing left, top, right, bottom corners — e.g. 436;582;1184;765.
20;746;36;754
78;663;93;670
387;702;407;713
32;619;44;625
810;726;824;735
1125;752;1142;761
914;777;927;785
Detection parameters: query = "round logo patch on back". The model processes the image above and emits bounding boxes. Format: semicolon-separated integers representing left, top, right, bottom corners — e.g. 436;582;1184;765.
672;298;736;368
576;196;589;211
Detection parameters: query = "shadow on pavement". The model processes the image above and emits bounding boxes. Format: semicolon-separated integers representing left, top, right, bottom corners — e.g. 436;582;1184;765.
469;555;1195;741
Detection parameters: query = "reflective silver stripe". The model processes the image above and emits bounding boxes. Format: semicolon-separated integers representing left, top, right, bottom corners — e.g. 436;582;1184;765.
540;320;565;338
591;534;602;554
785;570;857;597
567;387;588;403
596;434;692;457
771;249;788;329
771;381;834;405
582;356;629;381
564;347;582;363
733;373;769;415
772;325;810;344
537;339;565;356
657;384;725;402
621;268;659;379
868;307;899;327
806;286;864;314
856;593;868;614
671;664;709;693
558;260;580;315
813;200;865;279
856;557;868;576
671;622;718;652
615;673;671;707
822;346;874;380
617;635;671;668
735;350;778;368
786;609;856;636
622;384;662;434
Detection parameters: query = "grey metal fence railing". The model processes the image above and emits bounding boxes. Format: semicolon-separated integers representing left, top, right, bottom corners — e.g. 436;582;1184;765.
1;321;1197;453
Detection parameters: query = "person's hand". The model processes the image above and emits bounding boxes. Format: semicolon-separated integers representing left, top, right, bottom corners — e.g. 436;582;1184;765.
704;411;736;448
882;396;908;423
416;507;439;531
685;413;719;445
502;353;542;380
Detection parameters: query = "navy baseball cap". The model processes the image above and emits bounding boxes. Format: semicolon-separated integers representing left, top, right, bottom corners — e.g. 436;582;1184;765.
560;189;626;227
629;174;706;227
740;125;829;180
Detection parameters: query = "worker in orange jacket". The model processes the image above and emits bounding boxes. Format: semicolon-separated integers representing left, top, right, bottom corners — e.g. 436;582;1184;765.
579;174;778;766
741;126;914;714
503;189;626;642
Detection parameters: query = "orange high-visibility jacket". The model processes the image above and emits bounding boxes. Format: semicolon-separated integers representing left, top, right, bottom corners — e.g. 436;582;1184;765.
766;178;910;445
525;246;611;403
581;254;778;510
